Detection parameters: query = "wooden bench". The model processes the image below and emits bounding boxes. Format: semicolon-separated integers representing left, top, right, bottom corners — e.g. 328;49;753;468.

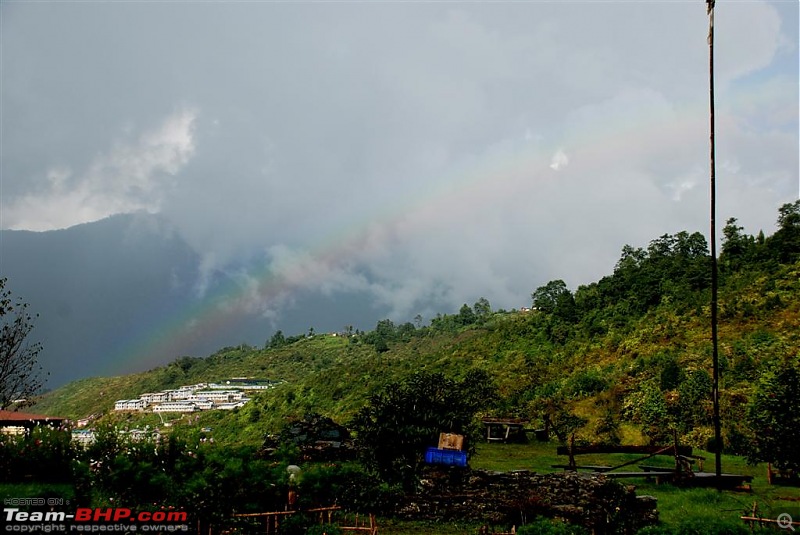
483;419;526;443
556;445;694;456
604;471;677;484
639;465;676;472
551;464;614;472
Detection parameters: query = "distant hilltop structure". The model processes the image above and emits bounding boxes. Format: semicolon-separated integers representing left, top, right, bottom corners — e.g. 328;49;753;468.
113;379;280;414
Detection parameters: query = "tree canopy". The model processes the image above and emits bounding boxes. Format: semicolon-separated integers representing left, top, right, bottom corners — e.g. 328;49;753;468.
350;370;496;489
0;278;46;409
745;357;800;473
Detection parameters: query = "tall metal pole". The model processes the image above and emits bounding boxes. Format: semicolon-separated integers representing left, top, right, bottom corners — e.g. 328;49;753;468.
707;0;723;485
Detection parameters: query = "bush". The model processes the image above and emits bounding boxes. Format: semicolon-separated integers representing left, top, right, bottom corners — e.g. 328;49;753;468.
637;519;749;535
0;426;75;482
306;525;342;535
745;357;800;472
517;517;588;535
297;462;402;514
277;513;313;535
566;369;608;398
637;526;674;535
350;370;496;489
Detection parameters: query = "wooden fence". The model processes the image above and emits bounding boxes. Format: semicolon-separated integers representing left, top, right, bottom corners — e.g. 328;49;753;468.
231;506;377;535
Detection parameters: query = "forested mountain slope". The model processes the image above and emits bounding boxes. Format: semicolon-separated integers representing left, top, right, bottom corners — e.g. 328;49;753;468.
33;202;800;459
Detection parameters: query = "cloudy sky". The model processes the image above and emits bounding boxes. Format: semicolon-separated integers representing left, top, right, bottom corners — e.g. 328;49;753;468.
2;0;798;328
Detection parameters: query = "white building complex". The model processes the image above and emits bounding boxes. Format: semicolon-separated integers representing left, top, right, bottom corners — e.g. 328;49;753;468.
114;381;260;413
152;401;200;413
114;399;148;411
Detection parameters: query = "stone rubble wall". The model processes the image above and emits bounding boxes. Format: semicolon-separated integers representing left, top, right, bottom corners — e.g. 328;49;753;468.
397;468;658;534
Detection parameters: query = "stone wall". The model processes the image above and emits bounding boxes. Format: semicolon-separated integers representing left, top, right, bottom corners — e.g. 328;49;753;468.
397;468;658;534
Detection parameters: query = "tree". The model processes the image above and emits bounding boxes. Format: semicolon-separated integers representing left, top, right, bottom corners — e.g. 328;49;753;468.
0;278;46;409
767;200;800;263
532;280;569;314
457;303;476;326
745;357;800;473
721;217;753;271
397;322;416;341
350;370;496;489
532;280;577;324
675;369;713;434
268;330;286;348
531;394;587;444
374;319;396;340
473;297;492;321
364;319;396;352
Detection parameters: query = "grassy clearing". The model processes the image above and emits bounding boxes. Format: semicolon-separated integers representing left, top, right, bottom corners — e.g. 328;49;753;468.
471;440;800;527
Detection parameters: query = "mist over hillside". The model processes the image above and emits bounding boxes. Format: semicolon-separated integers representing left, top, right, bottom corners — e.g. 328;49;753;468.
0;213;391;387
31;203;800;455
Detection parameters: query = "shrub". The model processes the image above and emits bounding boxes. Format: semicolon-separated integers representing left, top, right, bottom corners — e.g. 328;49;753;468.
637;518;750;535
306;525;342;535
636;525;674;535
517;517;588;535
350;370;496;489
745;357;800;472
297;462;402;514
0;426;75;482
566;369;608;398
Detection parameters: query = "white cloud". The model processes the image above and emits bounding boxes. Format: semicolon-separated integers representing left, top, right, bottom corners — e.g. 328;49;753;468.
2;108;197;231
549;149;569;171
716;2;783;87
2;0;796;327
668;176;699;202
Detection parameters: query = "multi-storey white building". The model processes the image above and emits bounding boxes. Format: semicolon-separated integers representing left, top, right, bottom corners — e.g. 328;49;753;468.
114;382;255;414
167;388;194;401
193;390;245;402
187;399;214;410
217;401;248;410
114;399;148;411
140;392;169;404
153;401;199;413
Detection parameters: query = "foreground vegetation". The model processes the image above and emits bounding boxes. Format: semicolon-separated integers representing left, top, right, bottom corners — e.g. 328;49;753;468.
2;434;799;534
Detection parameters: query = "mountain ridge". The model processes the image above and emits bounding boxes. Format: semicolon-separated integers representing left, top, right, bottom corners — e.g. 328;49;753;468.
0;213;392;387
31;257;800;451
18;201;800;452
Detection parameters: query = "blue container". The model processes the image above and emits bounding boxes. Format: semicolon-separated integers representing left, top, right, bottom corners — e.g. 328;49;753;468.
425;447;467;467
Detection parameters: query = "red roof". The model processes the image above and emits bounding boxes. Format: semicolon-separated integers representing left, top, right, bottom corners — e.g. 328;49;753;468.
0;409;65;423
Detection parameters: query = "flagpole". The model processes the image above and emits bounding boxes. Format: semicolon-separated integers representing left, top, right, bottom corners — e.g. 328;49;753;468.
707;0;723;486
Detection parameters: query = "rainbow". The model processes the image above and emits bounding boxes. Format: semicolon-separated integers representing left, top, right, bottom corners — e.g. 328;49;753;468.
107;139;549;373
109;91;721;375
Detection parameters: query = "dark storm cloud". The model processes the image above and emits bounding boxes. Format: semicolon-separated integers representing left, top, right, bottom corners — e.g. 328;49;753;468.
2;0;797;320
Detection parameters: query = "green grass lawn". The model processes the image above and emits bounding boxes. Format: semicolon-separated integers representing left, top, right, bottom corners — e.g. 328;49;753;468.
377;440;800;534
470;440;800;528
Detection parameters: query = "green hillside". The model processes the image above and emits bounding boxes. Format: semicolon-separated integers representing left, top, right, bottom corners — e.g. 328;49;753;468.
33;202;800;459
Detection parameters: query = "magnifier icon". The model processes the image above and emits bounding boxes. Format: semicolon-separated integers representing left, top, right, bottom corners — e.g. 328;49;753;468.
778;513;795;531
